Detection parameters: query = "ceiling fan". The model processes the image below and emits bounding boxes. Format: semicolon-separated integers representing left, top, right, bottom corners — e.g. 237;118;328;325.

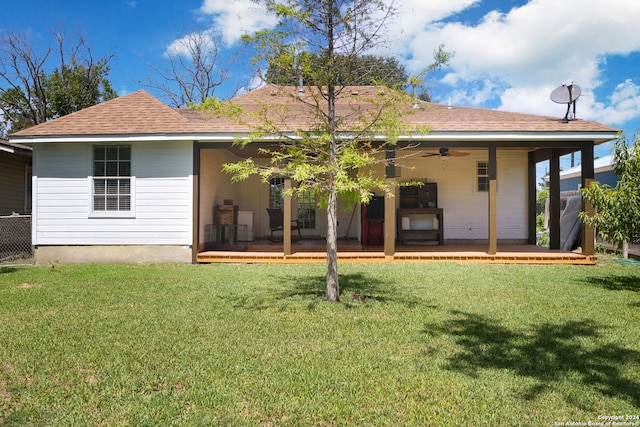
422;147;470;158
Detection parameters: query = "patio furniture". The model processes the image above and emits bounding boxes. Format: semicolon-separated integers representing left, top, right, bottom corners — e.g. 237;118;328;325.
214;203;238;244
266;208;302;241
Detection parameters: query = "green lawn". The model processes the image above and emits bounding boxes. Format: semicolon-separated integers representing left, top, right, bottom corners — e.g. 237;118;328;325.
1;260;639;426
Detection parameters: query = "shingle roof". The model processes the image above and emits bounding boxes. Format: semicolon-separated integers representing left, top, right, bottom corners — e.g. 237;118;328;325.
10;85;618;139
226;85;618;133
10;90;194;137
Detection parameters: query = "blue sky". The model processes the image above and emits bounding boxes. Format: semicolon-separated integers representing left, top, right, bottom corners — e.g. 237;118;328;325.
3;0;640;173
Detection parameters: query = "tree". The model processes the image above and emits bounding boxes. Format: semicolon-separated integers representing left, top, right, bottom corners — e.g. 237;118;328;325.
143;29;234;107
266;52;408;88
580;133;640;259
0;30;116;135
216;0;450;301
409;44;453;103
45;33;117;118
0;31;48;134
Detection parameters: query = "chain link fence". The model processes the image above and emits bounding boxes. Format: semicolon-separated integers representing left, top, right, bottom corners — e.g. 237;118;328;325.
0;215;33;263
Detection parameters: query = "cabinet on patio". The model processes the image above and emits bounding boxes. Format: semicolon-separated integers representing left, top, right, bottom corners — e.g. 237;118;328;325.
397;182;443;245
397;208;443;245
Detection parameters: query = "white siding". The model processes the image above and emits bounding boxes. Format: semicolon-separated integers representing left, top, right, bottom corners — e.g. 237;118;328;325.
199;149;244;244
33;141;193;245
396;149;528;241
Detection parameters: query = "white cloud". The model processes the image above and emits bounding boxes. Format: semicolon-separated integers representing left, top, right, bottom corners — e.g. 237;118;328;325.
198;0;278;46
165;30;218;58
589;79;640;126
396;0;640;78
385;0;640;124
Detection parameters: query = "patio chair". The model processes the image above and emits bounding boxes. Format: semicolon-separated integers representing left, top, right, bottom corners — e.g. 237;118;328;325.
266;208;302;241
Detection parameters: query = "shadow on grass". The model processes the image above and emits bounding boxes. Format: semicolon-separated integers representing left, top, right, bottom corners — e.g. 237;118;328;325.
424;311;640;408
582;275;640;292
227;271;425;310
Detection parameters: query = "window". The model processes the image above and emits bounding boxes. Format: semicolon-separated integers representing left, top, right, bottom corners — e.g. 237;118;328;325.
269;178;285;209
296;189;316;229
268;177;316;229
477;161;489;192
93;145;131;212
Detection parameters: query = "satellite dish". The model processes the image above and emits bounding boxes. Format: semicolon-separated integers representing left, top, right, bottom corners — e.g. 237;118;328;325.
550;83;582;123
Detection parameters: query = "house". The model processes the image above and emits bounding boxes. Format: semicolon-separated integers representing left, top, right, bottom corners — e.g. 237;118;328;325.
9;85;618;265
560;154;617;191
560;154;640;259
0;139;32;216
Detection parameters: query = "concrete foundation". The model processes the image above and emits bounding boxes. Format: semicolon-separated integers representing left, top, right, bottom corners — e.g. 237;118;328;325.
34;245;193;265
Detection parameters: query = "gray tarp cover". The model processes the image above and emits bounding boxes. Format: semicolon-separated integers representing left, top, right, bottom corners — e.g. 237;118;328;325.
560;196;582;251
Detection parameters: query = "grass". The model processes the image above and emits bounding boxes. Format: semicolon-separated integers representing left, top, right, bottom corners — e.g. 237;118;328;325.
0;260;639;426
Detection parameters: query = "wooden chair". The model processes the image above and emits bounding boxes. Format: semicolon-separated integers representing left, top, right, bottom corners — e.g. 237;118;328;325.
266;208;302;241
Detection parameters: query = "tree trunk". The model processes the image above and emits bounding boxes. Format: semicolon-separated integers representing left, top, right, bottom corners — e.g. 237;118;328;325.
324;2;339;302
325;183;340;301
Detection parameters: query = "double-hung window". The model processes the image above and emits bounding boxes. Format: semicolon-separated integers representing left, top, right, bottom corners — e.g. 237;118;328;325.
296;189;316;229
477;161;489;192
92;145;132;214
268;177;316;229
269;178;285;209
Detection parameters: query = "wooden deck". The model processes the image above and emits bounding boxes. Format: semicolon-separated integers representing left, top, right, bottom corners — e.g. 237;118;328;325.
197;240;597;265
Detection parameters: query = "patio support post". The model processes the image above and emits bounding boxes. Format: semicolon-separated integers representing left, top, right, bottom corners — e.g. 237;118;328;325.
384;187;396;257
488;146;498;255
384;146;396;257
527;151;537;245
191;142;200;263
581;144;596;255
549;149;561;249
283;178;293;256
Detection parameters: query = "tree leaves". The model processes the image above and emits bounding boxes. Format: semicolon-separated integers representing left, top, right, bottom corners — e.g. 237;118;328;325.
580;133;640;251
0;30;116;135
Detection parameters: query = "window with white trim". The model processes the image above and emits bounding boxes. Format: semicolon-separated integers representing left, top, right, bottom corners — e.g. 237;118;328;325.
268;177;316;229
296;189;316;229
477;161;489;192
93;145;131;212
269;177;285;209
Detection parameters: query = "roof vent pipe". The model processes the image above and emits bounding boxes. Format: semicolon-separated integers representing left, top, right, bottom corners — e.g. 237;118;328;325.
298;75;304;96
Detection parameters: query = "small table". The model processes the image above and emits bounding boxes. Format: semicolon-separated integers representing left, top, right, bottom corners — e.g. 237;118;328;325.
205;224;248;250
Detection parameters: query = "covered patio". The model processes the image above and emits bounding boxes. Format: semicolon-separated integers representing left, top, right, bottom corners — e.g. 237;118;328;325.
192;85;620;266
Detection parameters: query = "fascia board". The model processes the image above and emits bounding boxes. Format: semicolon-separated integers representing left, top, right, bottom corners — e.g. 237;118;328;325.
397;131;620;143
10;130;619;145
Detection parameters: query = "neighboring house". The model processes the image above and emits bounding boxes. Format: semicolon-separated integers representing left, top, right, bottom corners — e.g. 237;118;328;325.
560;154;617;191
0;139;32;215
560;154;640;259
9;86;618;265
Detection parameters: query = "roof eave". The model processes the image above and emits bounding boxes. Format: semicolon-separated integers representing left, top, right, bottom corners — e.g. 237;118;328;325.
9;133;207;144
401;130;619;143
10;129;619;146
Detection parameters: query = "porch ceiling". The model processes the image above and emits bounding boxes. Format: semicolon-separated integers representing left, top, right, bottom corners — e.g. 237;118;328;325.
210;143;592;161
